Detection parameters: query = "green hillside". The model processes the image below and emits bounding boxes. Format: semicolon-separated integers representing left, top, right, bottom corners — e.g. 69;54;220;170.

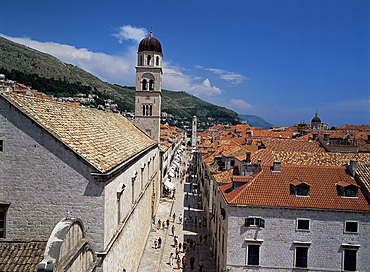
0;36;242;128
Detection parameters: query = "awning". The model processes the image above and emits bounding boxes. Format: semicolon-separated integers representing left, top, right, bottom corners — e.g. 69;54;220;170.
168;168;175;177
164;179;175;190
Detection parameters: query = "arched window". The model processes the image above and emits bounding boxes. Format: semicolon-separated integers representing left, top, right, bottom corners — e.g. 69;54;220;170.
147;55;151;65
149;80;154;90
149;105;153;116
142;79;147;90
156;56;160;66
142;105;145;116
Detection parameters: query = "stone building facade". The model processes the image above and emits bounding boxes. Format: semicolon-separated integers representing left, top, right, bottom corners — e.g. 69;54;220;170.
0;92;160;272
203;162;370;271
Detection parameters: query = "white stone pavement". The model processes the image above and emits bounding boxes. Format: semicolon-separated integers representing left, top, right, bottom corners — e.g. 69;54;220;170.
138;150;216;272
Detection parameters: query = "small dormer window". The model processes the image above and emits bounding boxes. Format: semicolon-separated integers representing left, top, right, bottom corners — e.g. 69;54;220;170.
290;180;310;197
336;181;359;198
297;184;310;196
344;186;358;197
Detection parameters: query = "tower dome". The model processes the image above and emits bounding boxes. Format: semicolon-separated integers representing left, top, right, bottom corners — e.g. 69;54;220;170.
311;112;321;123
138;31;162;54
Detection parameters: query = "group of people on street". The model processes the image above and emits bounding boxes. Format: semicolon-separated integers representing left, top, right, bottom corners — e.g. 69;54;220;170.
151;147;209;271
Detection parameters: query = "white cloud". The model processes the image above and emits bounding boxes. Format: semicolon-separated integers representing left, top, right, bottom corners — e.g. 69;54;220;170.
229;99;253;112
1;33;225;101
196;65;247;84
188;78;222;97
113;25;148;43
230;99;252;108
1;34;136;85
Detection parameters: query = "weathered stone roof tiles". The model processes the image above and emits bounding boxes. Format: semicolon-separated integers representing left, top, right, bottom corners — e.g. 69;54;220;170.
3;93;155;173
0;240;47;272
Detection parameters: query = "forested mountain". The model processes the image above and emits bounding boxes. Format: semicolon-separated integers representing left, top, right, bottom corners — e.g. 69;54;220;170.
0;36;244;128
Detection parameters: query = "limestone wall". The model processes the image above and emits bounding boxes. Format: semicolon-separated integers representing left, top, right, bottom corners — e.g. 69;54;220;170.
226;206;370;271
102;147;160;271
0;97;105;250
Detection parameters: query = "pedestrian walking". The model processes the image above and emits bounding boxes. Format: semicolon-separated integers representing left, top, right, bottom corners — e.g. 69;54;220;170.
190;256;195;270
162;221;165;230
182;256;187;268
154;238;158;249
175;247;179;259
199;259;203;272
158;219;161;229
179;214;183;224
169;253;174;266
153;215;155;225
183;241;187;252
158;237;162;248
172;225;175;236
179;242;182;252
177;257;181;269
166;219;170;228
173;213;176;222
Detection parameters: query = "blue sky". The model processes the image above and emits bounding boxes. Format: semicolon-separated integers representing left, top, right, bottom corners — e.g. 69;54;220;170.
1;0;369;126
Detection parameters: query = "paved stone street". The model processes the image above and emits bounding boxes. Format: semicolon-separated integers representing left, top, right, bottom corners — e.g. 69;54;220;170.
138;150;216;272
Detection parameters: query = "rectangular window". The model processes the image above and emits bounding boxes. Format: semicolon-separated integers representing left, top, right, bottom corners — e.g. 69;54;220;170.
344;249;357;271
297;219;310;230
0;139;4;152
0;205;8;238
295;247;308;268
245;217;265;228
345;221;359;233
247;245;260;265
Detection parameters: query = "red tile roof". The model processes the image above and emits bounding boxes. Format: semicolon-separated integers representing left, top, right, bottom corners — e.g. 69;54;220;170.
220;164;370;211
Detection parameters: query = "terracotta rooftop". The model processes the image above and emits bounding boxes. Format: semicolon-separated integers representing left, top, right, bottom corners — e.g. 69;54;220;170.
261;138;325;153
220;164;370;211
0;240;47;272
252;149;370;166
2;93;156;173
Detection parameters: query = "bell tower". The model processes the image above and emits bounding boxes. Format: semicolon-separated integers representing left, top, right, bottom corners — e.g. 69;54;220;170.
135;30;163;142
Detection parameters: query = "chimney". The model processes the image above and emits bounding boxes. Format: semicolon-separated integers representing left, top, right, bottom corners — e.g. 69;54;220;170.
347;160;358;178
312;133;318;140
245;151;251;163
323;133;330;141
272;161;281;172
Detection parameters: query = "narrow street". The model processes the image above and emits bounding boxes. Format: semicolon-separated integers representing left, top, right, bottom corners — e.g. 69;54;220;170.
138;149;216;272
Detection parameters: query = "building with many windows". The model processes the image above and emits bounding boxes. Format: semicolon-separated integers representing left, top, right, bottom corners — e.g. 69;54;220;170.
196;125;370;271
